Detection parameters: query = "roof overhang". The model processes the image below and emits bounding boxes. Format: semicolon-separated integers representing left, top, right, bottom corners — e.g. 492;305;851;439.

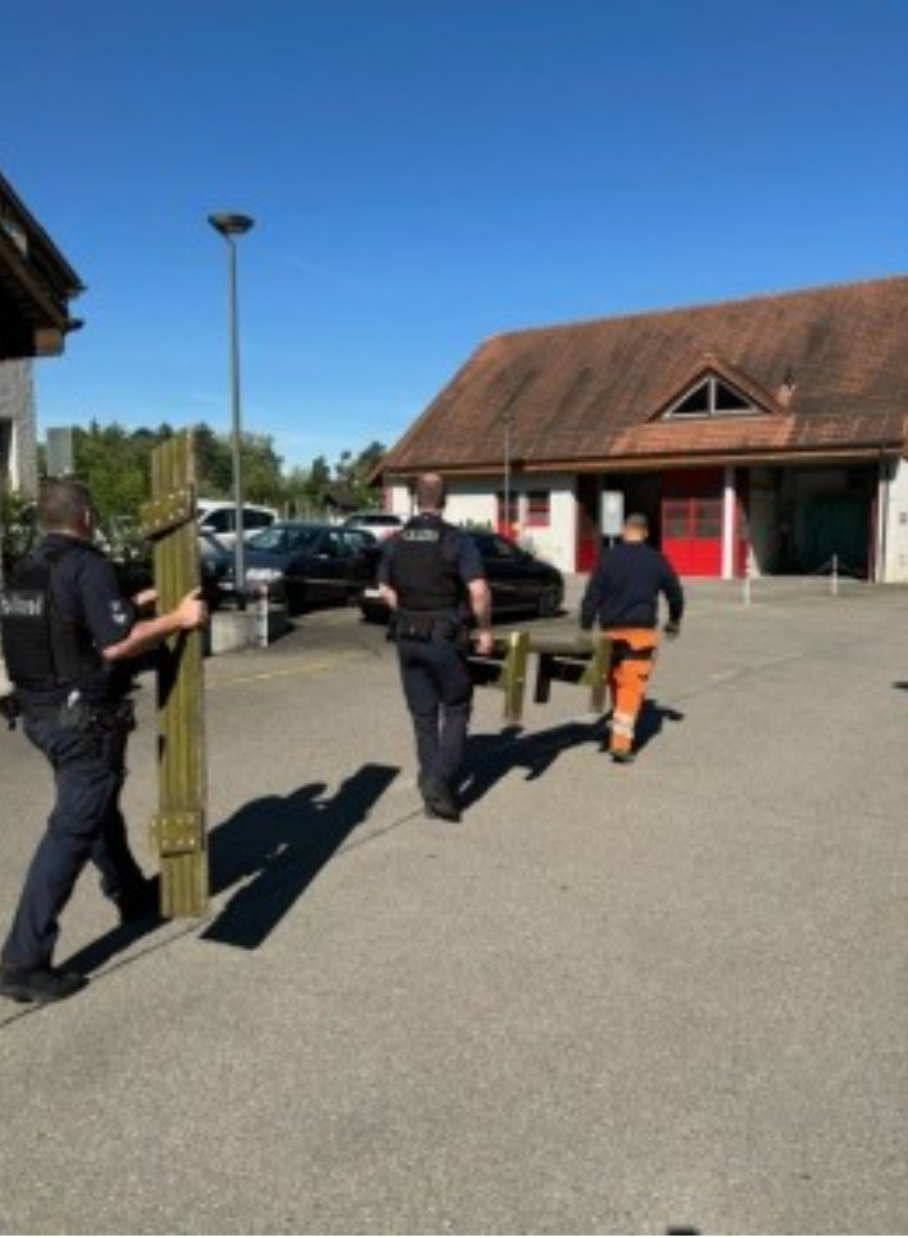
0;172;85;360
381;442;906;483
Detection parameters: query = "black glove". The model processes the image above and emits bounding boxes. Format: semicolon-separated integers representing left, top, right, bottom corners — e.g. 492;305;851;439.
663;619;681;640
0;694;21;730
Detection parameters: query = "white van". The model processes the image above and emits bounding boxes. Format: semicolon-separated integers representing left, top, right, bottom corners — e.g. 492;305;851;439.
197;500;278;547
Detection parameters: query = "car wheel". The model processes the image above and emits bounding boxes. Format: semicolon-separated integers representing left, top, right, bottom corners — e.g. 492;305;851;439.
538;585;562;618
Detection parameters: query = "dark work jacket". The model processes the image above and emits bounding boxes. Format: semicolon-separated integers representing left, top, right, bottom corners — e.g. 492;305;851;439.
580;541;684;631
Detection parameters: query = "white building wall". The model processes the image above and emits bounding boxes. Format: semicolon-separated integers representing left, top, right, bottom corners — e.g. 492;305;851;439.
385;482;415;517
881;456;908;584
442;479;498;530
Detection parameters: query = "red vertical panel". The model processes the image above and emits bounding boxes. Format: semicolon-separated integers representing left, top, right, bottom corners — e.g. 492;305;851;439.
576;476;599;571
661;469;723;577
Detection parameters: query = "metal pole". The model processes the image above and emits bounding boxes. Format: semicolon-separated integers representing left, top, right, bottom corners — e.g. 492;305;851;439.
226;236;246;607
877;451;889;585
209;212;254;615
743;544;753;606
503;412;512;538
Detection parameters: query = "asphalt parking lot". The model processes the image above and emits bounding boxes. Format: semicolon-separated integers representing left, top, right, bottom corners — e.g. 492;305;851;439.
0;577;905;1235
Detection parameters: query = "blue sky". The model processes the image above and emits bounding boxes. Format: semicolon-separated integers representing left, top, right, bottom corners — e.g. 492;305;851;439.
2;0;906;470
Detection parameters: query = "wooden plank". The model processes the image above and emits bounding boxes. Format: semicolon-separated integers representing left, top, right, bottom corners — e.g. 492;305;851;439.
144;432;209;918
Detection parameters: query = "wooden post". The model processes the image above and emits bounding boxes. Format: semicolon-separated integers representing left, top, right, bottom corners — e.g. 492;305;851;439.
468;630;531;724
140;432;209;918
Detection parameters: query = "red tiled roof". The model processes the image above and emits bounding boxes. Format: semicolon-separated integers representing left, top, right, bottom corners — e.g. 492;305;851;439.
382;276;908;475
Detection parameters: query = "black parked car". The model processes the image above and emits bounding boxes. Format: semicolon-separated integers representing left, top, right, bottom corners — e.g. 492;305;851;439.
359;530;564;622
228;521;379;614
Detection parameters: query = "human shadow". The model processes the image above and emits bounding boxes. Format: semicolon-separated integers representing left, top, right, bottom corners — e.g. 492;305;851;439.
202;763;398;949
635;699;686;754
459;719;607;810
893;682;908;692
61;763;398;971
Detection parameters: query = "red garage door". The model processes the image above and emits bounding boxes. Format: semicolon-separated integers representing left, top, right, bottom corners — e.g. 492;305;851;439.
661;470;723;577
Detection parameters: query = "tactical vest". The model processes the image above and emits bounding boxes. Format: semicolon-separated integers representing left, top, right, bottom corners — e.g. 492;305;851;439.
0;543;105;691
389;519;464;614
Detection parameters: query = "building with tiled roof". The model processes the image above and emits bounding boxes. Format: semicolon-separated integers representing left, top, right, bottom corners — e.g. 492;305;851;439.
0;168;84;503
379;276;908;582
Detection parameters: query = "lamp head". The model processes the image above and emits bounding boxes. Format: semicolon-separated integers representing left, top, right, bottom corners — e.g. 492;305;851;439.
208;213;255;238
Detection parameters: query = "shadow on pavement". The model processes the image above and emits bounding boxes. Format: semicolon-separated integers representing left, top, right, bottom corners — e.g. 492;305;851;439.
635;699;686;754
202;763;399;949
460;697;686;808
459;719;607;809
61;763;398;971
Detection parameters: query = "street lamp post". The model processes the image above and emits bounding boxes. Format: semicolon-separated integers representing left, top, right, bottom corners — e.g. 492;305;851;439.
208;211;254;609
503;410;513;538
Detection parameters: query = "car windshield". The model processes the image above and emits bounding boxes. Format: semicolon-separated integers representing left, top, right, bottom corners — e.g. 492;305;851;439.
247;525;321;555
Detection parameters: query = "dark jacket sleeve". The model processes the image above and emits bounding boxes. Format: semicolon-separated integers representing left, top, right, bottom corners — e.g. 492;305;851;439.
579;562;605;630
660;558;685;624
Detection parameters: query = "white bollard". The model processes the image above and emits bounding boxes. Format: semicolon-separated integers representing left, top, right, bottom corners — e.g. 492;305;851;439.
256;583;270;647
831;553;839;597
743;546;754;606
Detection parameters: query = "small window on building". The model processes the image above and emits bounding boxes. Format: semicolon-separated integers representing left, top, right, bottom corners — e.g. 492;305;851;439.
526;490;551;527
666;377;757;419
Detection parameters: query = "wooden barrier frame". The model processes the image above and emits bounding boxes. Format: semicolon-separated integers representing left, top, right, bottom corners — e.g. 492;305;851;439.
469;632;613;723
140;432;209;918
533;635;613;715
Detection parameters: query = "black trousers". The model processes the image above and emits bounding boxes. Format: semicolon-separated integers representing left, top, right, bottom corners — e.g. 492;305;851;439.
397;633;474;791
2;706;146;969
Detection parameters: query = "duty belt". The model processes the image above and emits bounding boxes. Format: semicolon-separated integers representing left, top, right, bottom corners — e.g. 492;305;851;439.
20;697;135;730
394;610;464;643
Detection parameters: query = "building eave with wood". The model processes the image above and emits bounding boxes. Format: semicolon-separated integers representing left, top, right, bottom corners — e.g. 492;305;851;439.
0;169;84;362
0;168;85;500
379;276;908;582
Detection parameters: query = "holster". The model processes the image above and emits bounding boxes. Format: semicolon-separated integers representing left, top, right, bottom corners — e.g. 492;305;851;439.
396;613;436;642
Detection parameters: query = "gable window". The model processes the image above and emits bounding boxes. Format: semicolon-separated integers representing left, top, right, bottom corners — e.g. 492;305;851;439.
666;377;756;419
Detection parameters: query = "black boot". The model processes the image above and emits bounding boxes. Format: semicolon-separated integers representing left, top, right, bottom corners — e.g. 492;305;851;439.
115;876;161;925
0;964;88;1004
419;774;461;823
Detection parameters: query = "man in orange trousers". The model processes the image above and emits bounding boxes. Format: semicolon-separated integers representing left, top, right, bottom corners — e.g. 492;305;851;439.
580;513;684;763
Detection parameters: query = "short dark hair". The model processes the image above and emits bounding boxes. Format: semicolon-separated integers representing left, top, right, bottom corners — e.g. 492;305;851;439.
38;478;94;531
415;473;447;511
624;512;649;534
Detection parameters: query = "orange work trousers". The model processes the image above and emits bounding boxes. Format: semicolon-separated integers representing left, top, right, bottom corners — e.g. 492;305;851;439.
602;628;660;756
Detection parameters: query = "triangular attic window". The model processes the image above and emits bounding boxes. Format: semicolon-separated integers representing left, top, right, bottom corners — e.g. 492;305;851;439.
665;377;757;419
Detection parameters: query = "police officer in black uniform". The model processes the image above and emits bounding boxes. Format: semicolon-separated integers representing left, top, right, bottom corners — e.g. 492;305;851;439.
0;479;208;1004
379;473;494;822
